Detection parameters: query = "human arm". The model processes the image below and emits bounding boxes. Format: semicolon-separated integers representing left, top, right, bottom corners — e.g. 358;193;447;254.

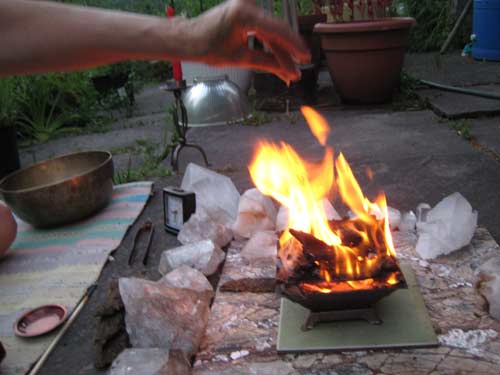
0;0;310;82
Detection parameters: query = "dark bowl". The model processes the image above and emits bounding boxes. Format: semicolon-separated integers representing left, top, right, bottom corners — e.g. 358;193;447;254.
279;280;407;312
0;151;113;228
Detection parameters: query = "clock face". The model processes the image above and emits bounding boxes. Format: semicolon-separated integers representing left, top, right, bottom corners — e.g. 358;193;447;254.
166;195;183;230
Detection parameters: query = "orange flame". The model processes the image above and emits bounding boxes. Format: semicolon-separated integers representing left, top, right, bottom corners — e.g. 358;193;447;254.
249;106;396;284
301;106;330;146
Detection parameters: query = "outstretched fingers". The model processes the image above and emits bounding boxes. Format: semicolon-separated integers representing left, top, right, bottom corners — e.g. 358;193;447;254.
237;47;300;83
240;5;311;65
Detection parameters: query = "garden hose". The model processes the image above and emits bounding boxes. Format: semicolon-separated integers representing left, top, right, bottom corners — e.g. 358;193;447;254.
419;79;500;101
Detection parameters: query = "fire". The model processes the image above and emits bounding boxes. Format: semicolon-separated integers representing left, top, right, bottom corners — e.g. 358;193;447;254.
301;106;330;146
249;106;398;288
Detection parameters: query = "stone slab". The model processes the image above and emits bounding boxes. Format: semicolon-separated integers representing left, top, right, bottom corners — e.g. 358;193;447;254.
393;227;500;333
417;85;500;119
405;53;500;87
467;117;500;156
218;242;276;293
195;292;279;362
194;228;500;374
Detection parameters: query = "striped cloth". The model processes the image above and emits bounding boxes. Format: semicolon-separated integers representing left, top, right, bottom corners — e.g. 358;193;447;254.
0;181;153;375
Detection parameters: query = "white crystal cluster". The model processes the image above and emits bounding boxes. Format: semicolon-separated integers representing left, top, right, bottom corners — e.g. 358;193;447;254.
158;240;225;276
477;257;500;322
109;348;190;375
232;188;277;239
180;163;240;226
395;193;477;259
177;164;281;264
415;193;478;259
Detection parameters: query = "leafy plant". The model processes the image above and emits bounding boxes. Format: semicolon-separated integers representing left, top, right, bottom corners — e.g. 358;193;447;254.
62;0;166;15
11;69;126;142
113;156;134;184
449;119;473;141
17;86;78;143
242;110;273;126
392;71;428;111
398;0;470;52
0;78;19;128
112;129;176;184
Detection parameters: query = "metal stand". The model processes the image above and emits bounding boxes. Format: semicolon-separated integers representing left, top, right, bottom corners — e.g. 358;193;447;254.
302;307;382;331
164;80;209;173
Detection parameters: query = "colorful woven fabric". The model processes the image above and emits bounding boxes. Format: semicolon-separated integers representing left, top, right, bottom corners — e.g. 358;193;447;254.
0;181;153;374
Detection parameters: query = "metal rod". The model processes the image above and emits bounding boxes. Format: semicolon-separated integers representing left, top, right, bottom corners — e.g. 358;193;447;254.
141;223;155;265
289;0;299;34
282;0;291;31
128;220;154;265
27;285;97;375
420;79;500;101
440;0;472;54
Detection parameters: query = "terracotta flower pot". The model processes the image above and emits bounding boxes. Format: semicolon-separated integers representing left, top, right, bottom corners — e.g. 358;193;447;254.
314;17;416;104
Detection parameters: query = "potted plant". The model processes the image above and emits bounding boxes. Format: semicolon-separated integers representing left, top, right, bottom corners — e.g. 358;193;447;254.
0;78;20;180
313;0;415;104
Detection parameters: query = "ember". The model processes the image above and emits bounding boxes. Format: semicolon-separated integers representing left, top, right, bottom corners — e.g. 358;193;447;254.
249;107;405;315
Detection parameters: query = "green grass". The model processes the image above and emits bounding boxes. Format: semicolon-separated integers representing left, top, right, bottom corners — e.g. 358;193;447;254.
449;119;473;141
392;71;429;111
109;143;141;155
242;111;273;127
112;131;176;183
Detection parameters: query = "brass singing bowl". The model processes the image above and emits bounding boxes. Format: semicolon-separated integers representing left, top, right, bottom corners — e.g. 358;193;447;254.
0;151;114;228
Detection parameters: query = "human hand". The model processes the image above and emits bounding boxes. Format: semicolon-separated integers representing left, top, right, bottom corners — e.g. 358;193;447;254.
185;0;311;83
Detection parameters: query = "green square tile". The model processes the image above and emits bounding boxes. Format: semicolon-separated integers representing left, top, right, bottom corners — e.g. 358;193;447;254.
277;264;438;353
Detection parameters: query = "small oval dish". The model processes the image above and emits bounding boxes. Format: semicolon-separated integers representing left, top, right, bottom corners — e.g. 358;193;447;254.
14;304;68;338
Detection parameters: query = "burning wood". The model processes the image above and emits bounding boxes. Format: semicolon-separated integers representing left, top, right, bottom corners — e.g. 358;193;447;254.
249;106;406;313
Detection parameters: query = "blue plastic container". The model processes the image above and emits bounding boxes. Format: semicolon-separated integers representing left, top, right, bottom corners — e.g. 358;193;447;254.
472;0;500;61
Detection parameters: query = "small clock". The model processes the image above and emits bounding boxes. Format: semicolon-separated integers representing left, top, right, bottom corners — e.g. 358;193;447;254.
163;186;196;234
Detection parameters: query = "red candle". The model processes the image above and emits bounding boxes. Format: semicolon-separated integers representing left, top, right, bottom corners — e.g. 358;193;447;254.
166;5;183;82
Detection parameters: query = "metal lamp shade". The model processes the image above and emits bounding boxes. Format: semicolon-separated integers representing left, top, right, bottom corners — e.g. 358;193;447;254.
182;75;250;127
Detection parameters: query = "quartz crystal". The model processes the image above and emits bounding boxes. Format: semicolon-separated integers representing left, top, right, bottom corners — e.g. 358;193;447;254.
276;205;289;232
241;231;278;261
387;207;402;230
416;203;431;228
109;349;190;375
119;278;210;356
477;257;500;321
159;265;214;298
232;188;277;239
178;210;233;248
181;163;240;226
321;198;342;221
399;211;417;232
159;240;225;276
416;193;477;259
